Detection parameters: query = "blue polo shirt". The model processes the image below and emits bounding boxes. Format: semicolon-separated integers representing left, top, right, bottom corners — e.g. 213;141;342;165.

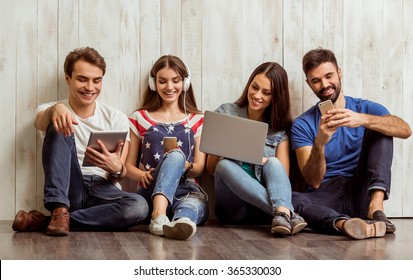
291;96;389;181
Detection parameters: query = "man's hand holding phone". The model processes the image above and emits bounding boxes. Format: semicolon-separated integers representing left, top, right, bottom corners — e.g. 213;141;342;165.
317;100;337;145
318;100;334;115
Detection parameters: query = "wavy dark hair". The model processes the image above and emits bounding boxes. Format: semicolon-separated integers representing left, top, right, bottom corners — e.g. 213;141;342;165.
64;47;106;78
139;55;200;114
235;62;292;132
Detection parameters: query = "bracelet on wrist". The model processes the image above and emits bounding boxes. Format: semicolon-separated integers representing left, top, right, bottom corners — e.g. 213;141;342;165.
185;162;194;178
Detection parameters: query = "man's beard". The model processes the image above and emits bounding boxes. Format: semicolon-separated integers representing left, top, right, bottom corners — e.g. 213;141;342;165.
316;82;341;103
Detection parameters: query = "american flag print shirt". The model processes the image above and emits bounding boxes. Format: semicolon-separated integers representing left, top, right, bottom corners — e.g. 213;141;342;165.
129;110;203;170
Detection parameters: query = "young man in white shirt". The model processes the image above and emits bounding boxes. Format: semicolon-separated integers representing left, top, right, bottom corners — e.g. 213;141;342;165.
12;47;148;236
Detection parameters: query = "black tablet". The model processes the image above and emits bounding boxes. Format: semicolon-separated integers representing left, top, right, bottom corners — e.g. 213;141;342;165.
82;131;128;167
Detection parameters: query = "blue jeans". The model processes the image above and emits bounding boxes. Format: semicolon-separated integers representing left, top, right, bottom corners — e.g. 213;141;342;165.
292;129;393;235
214;157;294;224
137;150;209;225
42;124;149;231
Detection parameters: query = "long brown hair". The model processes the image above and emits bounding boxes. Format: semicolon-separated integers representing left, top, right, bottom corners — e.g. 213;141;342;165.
235;62;292;132
139;55;200;114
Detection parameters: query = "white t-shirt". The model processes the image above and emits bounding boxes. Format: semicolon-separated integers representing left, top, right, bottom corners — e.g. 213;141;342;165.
35;99;130;182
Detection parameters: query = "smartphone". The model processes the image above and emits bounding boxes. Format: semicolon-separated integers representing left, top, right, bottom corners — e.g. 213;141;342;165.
163;137;177;154
318;100;334;115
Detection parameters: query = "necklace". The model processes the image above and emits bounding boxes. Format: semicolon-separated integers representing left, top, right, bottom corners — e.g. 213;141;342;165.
160;122;176;134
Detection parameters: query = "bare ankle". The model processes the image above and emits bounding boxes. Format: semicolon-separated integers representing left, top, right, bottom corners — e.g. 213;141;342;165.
367;190;385;219
151;212;166;220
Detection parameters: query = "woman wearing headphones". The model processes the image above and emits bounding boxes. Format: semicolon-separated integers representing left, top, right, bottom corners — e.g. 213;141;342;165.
126;55;208;240
206;62;307;236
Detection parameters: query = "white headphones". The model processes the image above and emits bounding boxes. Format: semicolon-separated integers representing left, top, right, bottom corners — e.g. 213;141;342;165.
148;63;191;92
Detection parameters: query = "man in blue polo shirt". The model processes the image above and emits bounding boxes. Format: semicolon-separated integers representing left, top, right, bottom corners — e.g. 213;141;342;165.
291;48;411;240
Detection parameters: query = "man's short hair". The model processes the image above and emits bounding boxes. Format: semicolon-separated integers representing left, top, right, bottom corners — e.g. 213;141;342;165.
302;48;338;77
64;47;106;77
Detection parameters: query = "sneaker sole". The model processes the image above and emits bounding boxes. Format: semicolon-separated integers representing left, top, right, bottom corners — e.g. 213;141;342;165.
271;226;291;236
343;218;386;240
291;222;307;235
163;220;196;240
149;228;164;236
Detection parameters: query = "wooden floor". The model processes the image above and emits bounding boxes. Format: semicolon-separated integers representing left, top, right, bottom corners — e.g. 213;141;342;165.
1;218;413;260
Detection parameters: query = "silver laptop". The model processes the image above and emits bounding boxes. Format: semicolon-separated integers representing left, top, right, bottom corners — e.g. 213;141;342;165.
200;110;268;165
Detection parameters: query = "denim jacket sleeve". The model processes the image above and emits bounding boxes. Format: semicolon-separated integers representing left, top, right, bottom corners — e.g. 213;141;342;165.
255;129;288;181
215;103;249;118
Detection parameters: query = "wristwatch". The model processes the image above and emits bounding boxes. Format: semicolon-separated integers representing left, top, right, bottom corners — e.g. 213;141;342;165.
111;165;124;178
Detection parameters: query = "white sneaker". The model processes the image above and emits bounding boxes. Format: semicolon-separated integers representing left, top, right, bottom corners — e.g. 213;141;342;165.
163;217;197;240
149;214;170;236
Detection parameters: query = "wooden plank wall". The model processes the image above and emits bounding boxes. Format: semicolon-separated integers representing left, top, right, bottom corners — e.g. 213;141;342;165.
0;0;412;219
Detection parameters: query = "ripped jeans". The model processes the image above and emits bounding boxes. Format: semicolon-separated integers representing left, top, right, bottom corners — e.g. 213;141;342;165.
137;150;209;225
214;157;294;224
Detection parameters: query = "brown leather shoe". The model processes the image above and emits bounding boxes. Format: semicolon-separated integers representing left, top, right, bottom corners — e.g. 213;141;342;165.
12;210;50;232
343;218;386;240
46;208;70;236
372;210;396;234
